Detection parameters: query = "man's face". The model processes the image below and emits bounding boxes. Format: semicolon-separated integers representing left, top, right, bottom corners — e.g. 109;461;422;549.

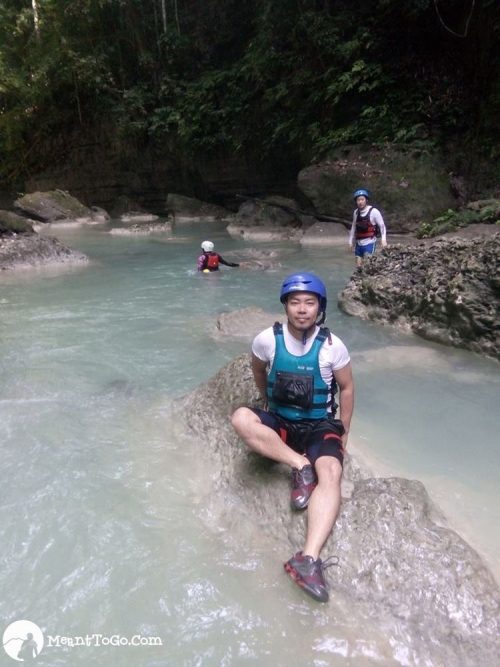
356;195;367;209
285;292;320;331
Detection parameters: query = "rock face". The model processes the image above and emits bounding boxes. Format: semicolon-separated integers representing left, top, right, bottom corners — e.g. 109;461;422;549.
0;210;35;234
0;233;88;270
179;353;500;666
227;197;315;241
339;235;500;360
166;193;231;221
14;190;96;223
211;307;284;341
300;221;349;246
298;145;456;234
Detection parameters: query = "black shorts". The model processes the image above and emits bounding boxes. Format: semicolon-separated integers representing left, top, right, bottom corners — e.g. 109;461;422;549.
251;408;345;466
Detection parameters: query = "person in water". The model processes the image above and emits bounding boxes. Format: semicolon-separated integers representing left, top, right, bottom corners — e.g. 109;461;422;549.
197;240;240;272
348;188;387;268
231;272;354;602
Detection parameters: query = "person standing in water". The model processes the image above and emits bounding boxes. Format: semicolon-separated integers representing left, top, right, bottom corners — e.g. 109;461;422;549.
197;240;240;272
348;188;387;268
231;272;354;602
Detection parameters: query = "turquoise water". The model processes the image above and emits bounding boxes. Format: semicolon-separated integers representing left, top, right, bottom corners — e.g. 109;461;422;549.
1;221;498;666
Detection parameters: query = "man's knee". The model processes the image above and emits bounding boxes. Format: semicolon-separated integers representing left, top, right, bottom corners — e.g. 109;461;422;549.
315;456;343;484
231;406;256;433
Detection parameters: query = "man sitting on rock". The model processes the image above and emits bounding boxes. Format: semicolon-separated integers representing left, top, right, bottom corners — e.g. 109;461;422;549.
231;272;354;602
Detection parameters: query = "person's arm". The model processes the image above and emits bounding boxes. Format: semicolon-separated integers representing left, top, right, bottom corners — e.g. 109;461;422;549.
251;353;268;404
197;253;207;270
218;254;239;268
334;362;354;447
371;209;387;247
348;212;356;248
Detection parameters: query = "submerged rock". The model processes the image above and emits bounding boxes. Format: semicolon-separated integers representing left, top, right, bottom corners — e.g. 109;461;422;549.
179;353;500;666
339;235;500;360
109;221;172;235
211;307;284;342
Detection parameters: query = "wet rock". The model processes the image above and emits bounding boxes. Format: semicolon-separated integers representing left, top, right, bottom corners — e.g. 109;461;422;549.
228;247;282;271
166;193;231;221
120;212;159;223
211;308;284;342
14;190;97;223
298;145;455;234
300;221;349;246
0;210;35;235
338;235;500;360
179;353;500;666
109;221;172;235
227;223;303;242
0;233;88;270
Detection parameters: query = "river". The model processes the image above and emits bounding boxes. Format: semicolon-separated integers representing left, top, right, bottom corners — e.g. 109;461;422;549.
1;220;498;666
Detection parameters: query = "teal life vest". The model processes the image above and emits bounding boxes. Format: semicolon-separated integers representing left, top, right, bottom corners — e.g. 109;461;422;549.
267;323;335;421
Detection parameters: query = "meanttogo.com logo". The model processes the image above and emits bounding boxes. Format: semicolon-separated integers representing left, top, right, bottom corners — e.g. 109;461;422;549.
2;620;44;662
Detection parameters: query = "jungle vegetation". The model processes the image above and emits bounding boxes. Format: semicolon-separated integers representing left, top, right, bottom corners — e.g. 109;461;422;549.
0;0;499;189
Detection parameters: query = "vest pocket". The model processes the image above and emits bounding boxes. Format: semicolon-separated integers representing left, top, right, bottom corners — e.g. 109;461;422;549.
272;371;314;410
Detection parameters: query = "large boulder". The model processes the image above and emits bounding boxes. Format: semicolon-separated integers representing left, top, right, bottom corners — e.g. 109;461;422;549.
227;196;316;242
14;190;97;223
300;221;349;246
166;193;231;221
0;210;34;235
0;234;88;270
338;235;500;360
178;353;500;666
298;145;456;234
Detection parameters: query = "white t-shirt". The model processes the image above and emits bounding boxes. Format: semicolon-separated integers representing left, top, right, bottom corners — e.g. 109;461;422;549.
252;322;350;409
349;205;387;246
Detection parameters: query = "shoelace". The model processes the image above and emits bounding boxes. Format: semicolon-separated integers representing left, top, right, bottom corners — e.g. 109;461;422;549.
321;555;340;570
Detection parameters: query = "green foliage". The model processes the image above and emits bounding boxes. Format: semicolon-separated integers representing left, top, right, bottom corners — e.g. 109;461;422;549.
417;200;500;237
0;0;499;183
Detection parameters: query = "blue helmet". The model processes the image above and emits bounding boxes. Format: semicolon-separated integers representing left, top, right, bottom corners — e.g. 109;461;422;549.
280;272;327;318
353;188;370;200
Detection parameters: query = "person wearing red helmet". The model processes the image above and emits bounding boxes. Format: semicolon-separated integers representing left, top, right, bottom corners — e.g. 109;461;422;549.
348;189;387;268
231;272;354;603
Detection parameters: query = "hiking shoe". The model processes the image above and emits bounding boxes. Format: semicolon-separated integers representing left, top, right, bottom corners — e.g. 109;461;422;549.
284;551;338;603
290;464;317;510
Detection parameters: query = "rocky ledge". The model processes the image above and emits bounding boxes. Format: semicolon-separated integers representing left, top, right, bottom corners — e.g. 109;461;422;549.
0;233;88;271
339;233;500;360
178;353;500;666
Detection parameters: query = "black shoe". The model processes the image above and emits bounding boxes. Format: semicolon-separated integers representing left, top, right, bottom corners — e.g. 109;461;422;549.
290;464;317;510
284;551;338;603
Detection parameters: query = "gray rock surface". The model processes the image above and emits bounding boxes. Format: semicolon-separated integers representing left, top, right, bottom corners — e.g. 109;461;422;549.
298;145;456;234
14;190;96;222
179;353;500;666
234;197;311;228
338;235;500;360
300;221;349;246
211;307;284;341
109;221;172;235
166;193;231;220
0;209;35;234
0;233;88;270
